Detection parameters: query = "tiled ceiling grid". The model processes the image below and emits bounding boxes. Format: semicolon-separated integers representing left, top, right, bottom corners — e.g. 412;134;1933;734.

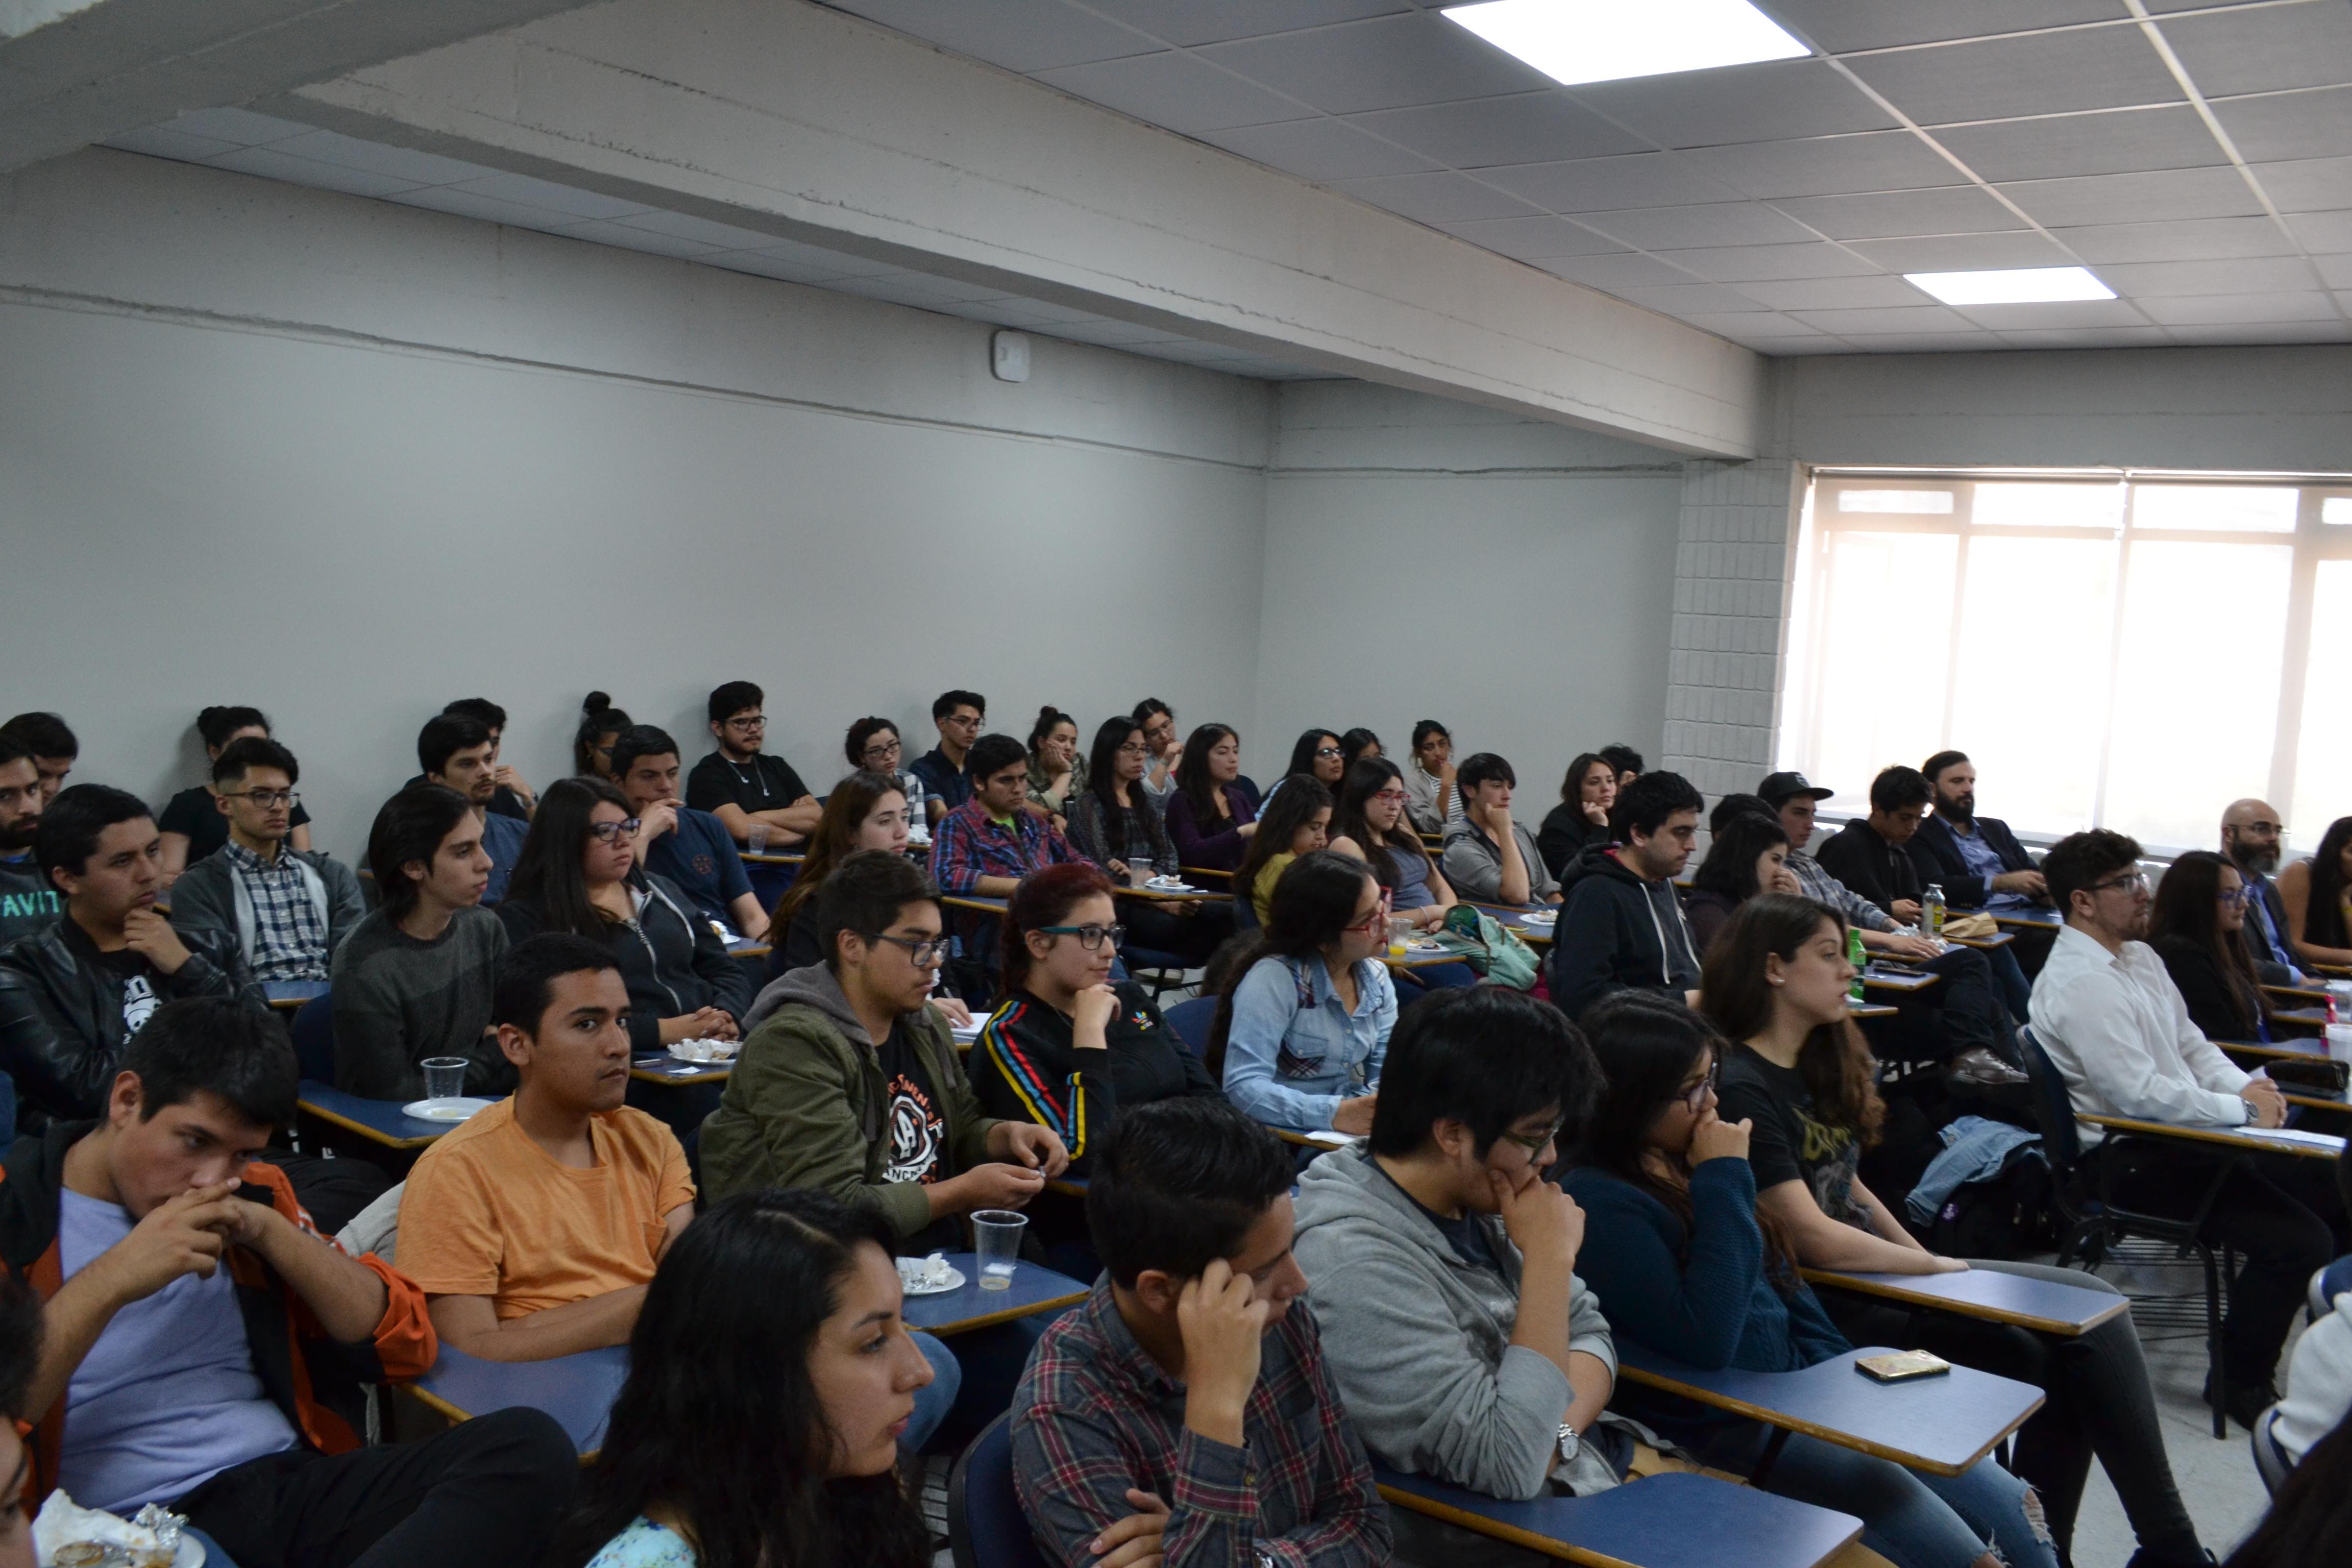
823;0;2352;355
98;107;1341;381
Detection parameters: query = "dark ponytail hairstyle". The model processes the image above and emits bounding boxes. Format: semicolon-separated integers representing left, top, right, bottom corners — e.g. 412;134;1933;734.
1027;707;1076;760
551;1190;932;1568
999;862;1118;998
574;693;633;777
1698;893;1883;1144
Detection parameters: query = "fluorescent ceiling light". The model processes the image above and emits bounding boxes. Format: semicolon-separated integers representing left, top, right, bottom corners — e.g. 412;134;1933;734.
1904;267;2117;305
1442;0;1809;87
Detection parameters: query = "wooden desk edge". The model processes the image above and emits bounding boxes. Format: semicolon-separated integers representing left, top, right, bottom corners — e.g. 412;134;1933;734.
1799;1270;2130;1337
921;1286;1090;1338
1613;1363;2042;1477
400;1383;472;1426
627;1065;730;1085
2079;1113;2343;1159
296;1099;440;1150
1375;1481;1859;1568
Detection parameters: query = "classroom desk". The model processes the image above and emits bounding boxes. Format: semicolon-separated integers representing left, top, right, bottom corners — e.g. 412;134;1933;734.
1858;966;1939;994
2077;1114;2345;1161
1178;866;1233;885
942;893;1011;916
1467;902;1557;947
899;1252;1088;1336
1802;1267;2129;1337
1112;883;1233;903
2275;1006;2330;1030
628;1052;733;1086
740;850;807;867
2217;1036;2332;1063
1374;1467;1860;1568
2308;962;2352;980
408;1344;630;1455
1272;1127;1358;1152
2264;984;2332;1007
724;938;770;960
295;1081;463;1150
263;979;330;1012
1614;1343;2043;1477
1989;908;2063;931
1853;1003;1898;1021
1943;930;2014;953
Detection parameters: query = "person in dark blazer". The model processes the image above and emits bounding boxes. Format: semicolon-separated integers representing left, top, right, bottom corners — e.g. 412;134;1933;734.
2149;851;2276;1044
1909;750;2045;910
2221;797;2303;984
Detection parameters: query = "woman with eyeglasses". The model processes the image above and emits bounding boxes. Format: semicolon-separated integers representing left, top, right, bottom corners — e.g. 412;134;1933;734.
843;718;929;843
576;693;634;779
498;777;752;1049
1262;729;1345;811
1565;991;2062;1568
1208;850;1395;1136
2149;850;2277;1043
969;864;1217;1181
1065;718;1234;965
157;704;313;879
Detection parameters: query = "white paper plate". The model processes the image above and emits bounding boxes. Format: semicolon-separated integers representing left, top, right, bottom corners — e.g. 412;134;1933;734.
896;1259;967;1295
400;1097;494;1123
41;1530;203;1567
667;1039;740;1063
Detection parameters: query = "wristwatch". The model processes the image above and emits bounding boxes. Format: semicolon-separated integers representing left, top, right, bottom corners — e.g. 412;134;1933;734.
1556;1423;1580;1464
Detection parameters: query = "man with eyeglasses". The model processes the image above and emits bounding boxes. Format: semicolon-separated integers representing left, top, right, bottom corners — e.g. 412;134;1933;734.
1295;987;1628;1513
910;690;987;827
2029;827;2343;1425
684;681;820;850
167;738;364;983
2220;798;2303;983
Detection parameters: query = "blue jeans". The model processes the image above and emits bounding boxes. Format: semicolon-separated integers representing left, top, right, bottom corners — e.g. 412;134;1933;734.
1693;1422;2055;1568
906;1331;963;1455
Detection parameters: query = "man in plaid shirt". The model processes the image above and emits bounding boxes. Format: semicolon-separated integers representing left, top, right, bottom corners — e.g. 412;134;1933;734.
1012;1099;1390;1567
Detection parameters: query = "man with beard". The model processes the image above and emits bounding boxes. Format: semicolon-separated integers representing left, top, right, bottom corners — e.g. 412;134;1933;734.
1909;751;2046;911
0;736;58;942
2221;798;2302;983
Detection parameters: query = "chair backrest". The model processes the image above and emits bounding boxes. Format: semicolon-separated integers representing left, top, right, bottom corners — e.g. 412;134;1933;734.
1162;996;1218;1059
948;1411;1049;1568
2014;1025;2084;1175
2312;1254;2352;1319
2252;1403;2295;1497
290;992;336;1083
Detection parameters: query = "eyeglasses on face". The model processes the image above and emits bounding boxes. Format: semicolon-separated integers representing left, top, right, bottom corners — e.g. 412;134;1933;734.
861;739;902;762
1314;746;1344;758
2216;886;2251;908
1116;743;1152;757
1679;1059;1720;1113
587;818;644;843
1342;905;1387;936
225;789;300;809
1038;922;1124;951
1372;789;1408;805
724;714;767;731
1496;1115;1565;1156
865;931;949;966
2091;871;2150;897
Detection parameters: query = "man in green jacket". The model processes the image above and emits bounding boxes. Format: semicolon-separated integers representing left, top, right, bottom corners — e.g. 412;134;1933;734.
700;849;1066;1250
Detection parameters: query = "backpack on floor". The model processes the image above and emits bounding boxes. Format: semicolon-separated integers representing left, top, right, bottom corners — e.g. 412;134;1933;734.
1440;904;1541;990
1918;1146;2060;1261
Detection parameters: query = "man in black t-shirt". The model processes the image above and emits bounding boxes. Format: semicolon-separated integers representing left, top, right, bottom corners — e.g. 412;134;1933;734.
0;736;59;943
684;681;821;849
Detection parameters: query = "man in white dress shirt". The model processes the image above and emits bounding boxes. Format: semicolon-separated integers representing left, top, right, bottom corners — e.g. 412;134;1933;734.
2028;827;2343;1427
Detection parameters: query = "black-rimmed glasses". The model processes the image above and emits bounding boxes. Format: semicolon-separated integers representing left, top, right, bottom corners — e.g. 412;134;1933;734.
1038;922;1124;950
223;789;300;809
866;932;949;966
587;818;644;843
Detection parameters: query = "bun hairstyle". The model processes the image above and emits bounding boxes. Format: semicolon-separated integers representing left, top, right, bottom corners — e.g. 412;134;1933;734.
1028;706;1076;755
574;693;634;776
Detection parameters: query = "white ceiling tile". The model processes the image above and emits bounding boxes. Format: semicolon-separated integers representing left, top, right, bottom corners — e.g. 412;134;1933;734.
1996;166;2267;226
1579;202;1821;249
1674;309;1826;337
1787;304;1977;332
165;108;312;148
2210;86;2352;163
1946;298;2154;329
1568;59;1899;149
824;0;1157;71
444;172;655;222
202;145;423;199
2049;215;2297;263
1326;169;1541;223
386;185;578;232
1833;331;2009;352
265;129;487;186
2246;155;2352;213
1675;131;1963;200
2157;2;2352;98
1196;13;1553;114
544;217;727;257
2316;254;2352;289
1737;275;1936;311
1342;92;1646;168
1533;252;1702;288
1756;0;2129;54
751;238;889;277
1846;28;2183;127
2163;319;2352;344
1606;282;1778;314
1480;153;1743;211
703;252;852;283
2135;290;2340;323
1844;231;2073;270
1033;51;1311;134
1197;117;1441;180
2286;211;2352;251
2095;256;2321;296
605;209;783;250
1995;325;2175;348
1434;215;1625;260
102;125;244;162
1771;184;2020;239
1934;105;2227;181
1651;241;1885;281
1079;0;1409;47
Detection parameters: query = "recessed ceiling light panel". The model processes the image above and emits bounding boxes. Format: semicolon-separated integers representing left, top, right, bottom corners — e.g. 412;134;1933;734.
1904;267;2117;305
1442;0;1810;87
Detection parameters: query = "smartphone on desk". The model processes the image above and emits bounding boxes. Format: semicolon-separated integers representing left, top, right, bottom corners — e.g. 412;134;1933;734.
1856;1350;1952;1383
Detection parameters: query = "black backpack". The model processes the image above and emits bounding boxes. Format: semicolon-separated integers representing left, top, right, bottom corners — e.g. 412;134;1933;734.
1917;1144;2061;1261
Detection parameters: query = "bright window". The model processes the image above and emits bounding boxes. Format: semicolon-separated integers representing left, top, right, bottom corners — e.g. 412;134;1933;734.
1781;474;2351;854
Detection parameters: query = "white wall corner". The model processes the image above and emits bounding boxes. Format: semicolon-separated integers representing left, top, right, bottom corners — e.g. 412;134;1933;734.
1661;457;1803;806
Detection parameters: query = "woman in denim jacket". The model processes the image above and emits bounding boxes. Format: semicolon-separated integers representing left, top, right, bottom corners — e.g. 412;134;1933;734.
1207;850;1396;1135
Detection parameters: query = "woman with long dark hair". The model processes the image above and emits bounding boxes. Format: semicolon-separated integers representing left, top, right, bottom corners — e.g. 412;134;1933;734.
498;777;751;1050
1162;723;1259;871
2150;850;2276;1042
1702;895;2205;1568
2226;1406;2352;1568
158;704;313;877
1208;850;1394;1135
2278;816;2352;968
1063;718;1231;966
1403;720;1454;836
1565;993;2055;1568
1233;775;1334;928
556;1190;937;1568
576;693;633;779
1339;728;1382;769
1684;810;1798;955
1330;757;1457;933
763;772;914;981
1535;752;1616;880
1262;729;1345;810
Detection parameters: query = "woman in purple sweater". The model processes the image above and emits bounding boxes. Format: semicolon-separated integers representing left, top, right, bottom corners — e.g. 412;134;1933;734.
1161;724;1259;871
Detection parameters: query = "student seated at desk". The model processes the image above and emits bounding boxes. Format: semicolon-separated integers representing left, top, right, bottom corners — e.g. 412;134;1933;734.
763;770;915;982
1331;758;1472;991
0;1274;39;1568
497;779;751;1052
609;725;767;942
970;864;1217;1178
1909;752;2045;915
699;850;1066;1247
1600;743;1643;793
931;734;1086;899
440;697;536;820
843;716;929;836
2;996;575;1567
415;713;528;904
552;1190;942;1568
1403;719;1456;838
2276;817;2352;972
1293;987;1634;1505
2221;798;2303;984
1231;775;1333;928
910;689;985;827
399;934;696;1362
2029;829;2345;1426
1684;806;1800;956
685;681;821;851
1011;1097;1392;1568
156;706;313;884
332;785;511;1100
1536;751;1616;882
0;786;264;1133
1546;771;1705;1018
2150;851;2278;1044
1208;851;1393;1137
0;712;75;805
1133;697;1182;808
1702;896;2206;1568
1064;717;1234;965
1163;724;1260;872
1024;706;1084;828
1565;993;2059;1568
0;734;57;945
166;737;365;985
1262;729;1346;813
574;692;632;781
1440;752;1561;907
1341;728;1381;769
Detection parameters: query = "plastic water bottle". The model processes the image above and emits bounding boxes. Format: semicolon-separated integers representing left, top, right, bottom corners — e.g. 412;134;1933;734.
1923;884;1946;940
1847;927;1867;1003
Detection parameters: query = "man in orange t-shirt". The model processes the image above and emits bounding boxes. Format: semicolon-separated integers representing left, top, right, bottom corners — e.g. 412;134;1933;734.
398;934;696;1362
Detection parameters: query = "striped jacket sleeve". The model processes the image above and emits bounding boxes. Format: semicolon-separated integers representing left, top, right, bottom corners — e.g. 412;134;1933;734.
970;1000;1115;1169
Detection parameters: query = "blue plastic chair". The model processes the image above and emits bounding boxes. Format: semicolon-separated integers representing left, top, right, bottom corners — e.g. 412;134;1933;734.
2309;1254;2352;1319
2252;1404;2294;1496
948;1411;1050;1568
289;992;335;1083
1161;996;1217;1059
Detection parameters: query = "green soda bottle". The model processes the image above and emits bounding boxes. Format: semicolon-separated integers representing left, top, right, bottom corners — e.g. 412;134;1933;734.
1846;927;1867;1003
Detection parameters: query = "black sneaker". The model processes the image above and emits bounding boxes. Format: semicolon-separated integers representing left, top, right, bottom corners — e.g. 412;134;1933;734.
2202;1370;2279;1432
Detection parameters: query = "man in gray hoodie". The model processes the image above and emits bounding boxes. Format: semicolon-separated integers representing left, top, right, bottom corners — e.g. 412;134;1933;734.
1293;987;1631;1509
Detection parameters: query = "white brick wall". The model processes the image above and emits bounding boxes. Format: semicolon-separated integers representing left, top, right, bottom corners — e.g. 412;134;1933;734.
1661;459;1803;805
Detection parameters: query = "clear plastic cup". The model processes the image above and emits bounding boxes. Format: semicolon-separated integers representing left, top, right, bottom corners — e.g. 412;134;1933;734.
746;822;771;855
1387;916;1412;957
421;1057;467;1101
2326;1024;2352;1066
972;1210;1027;1291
